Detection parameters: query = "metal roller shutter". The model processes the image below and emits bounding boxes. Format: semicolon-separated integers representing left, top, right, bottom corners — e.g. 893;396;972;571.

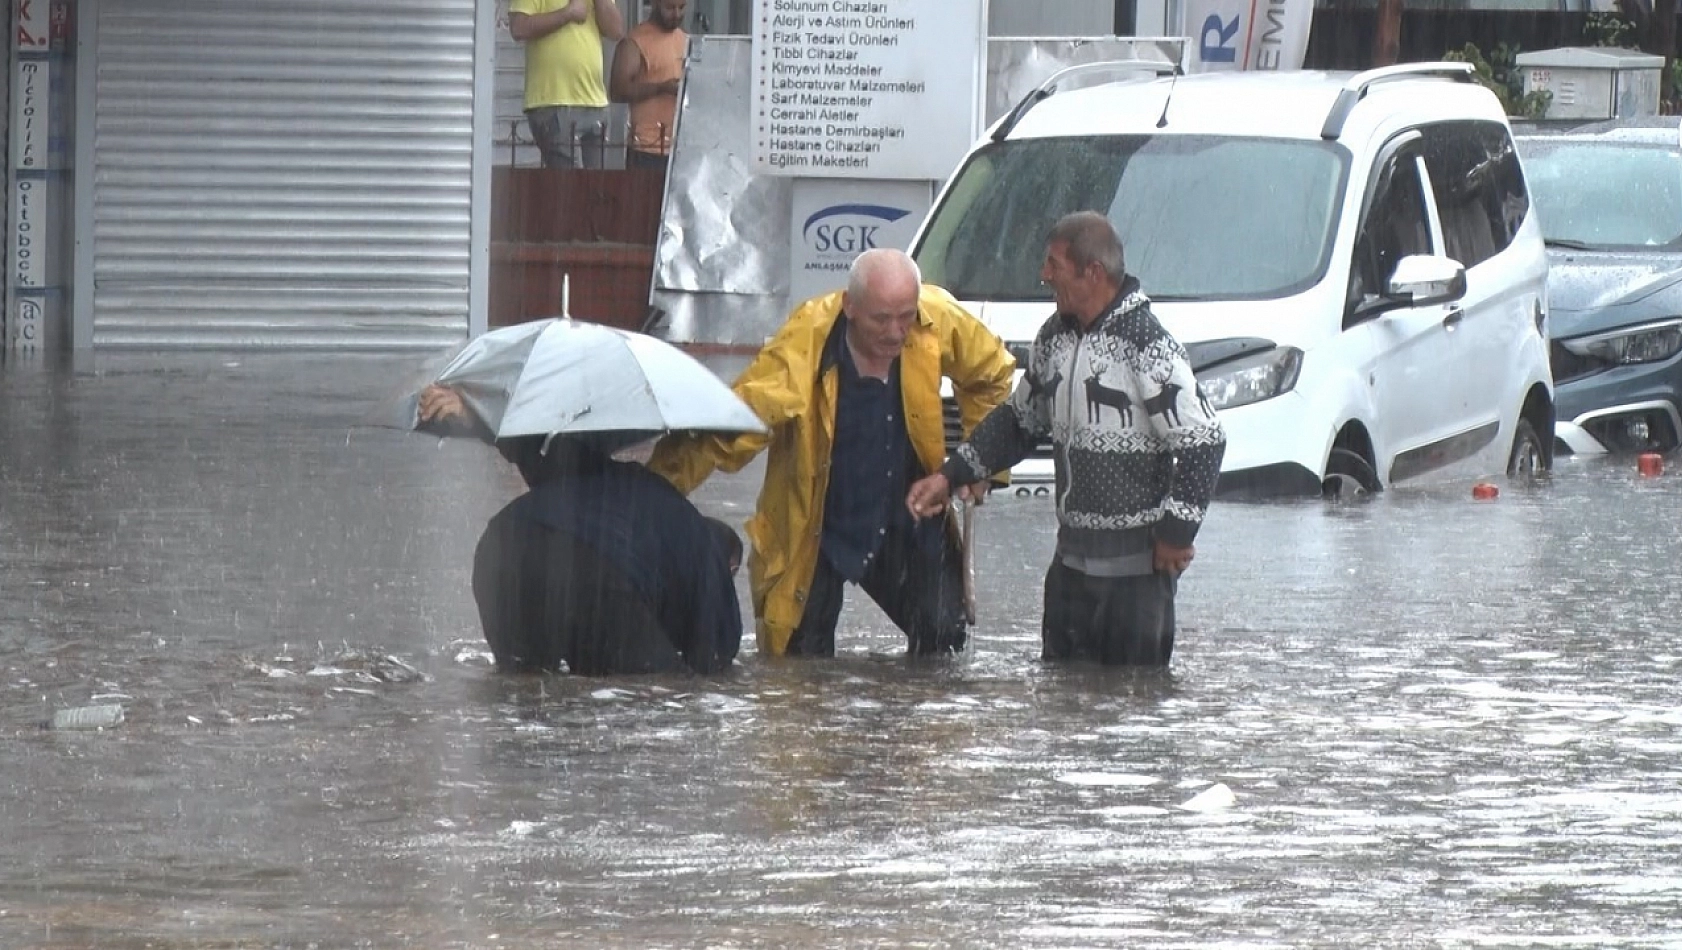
91;0;476;349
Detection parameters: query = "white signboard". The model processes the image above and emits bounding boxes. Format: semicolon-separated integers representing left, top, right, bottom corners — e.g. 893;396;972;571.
752;0;984;179
16;0;49;52
8;0;53;352
11;55;47;294
12;175;44;292
788;179;931;302
1182;0;1313;73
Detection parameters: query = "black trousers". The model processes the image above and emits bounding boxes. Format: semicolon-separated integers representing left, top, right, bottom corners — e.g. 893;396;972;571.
1041;560;1178;667
786;522;968;658
472;514;687;676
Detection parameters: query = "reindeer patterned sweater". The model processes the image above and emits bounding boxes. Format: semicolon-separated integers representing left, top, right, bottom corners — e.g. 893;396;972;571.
942;279;1227;571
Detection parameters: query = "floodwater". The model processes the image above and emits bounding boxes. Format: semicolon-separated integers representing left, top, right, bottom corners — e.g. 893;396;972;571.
4;353;1682;949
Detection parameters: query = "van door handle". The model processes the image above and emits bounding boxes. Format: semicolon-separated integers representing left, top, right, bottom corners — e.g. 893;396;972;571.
1442;308;1464;331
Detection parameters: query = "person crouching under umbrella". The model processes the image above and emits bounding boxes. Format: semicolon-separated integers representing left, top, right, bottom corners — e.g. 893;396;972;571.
419;385;744;676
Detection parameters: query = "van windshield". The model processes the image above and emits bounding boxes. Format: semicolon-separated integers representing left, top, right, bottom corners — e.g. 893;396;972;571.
914;135;1350;302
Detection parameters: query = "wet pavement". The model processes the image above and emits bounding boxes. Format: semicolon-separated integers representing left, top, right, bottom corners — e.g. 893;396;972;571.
4;352;1682;949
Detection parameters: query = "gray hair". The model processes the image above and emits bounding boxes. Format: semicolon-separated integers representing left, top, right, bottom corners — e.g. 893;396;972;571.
846;248;922;301
1047;212;1125;284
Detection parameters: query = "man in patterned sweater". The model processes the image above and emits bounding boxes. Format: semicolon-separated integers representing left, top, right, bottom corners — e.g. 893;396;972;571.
907;212;1226;666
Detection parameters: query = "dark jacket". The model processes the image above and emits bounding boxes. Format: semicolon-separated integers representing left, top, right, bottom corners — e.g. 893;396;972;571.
502;443;743;673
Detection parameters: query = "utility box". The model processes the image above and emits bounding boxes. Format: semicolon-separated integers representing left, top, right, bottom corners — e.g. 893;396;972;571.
1516;47;1665;121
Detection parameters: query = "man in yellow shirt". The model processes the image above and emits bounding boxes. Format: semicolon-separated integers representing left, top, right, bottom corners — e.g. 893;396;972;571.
510;0;626;169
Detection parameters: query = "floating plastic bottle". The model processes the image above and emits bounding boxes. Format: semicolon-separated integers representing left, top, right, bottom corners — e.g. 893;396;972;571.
48;704;126;731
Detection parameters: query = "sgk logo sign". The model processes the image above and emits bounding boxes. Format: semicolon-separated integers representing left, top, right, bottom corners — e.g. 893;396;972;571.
801;204;912;255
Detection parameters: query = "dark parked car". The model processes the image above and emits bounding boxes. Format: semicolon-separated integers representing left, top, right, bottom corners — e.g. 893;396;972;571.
1516;117;1682;456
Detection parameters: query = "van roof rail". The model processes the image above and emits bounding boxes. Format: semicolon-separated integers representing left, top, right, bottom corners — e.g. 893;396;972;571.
992;58;1180;143
1320;62;1477;140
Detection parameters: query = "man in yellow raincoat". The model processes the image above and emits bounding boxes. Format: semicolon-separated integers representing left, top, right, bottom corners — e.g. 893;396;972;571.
648;249;1015;658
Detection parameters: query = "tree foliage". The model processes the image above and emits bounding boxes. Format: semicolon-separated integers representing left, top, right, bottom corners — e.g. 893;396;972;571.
1443;42;1553;119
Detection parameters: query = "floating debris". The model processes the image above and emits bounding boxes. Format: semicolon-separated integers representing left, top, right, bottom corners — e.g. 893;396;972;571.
328;649;428;684
243;649;428;685
48;704;126;731
366;654;426;684
245;712;297;724
501;820;542;839
1178;783;1237;812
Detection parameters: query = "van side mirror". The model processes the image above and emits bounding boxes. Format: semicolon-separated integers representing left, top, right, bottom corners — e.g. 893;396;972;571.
1386;254;1467;308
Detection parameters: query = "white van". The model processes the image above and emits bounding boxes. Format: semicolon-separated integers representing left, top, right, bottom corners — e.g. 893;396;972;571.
916;63;1555;497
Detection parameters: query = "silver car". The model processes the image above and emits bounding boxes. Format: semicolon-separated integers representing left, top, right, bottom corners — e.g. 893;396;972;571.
1517;117;1682;456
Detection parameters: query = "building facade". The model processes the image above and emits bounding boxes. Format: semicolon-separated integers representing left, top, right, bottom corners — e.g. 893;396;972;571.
3;0;1629;353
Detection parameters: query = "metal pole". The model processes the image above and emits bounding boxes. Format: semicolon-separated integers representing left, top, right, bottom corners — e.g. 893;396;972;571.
72;0;98;354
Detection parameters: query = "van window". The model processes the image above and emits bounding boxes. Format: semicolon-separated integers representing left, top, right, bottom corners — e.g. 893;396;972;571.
1420;121;1529;269
914;135;1350;302
1350;154;1434;311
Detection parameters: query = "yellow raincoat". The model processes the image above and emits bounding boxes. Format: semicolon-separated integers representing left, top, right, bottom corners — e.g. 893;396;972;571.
647;284;1015;656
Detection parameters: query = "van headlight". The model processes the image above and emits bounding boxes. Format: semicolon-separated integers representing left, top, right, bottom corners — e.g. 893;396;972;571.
1560;319;1682;365
1196;347;1303;411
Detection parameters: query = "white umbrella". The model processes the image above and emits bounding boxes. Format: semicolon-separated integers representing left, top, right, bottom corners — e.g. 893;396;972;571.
416;318;765;443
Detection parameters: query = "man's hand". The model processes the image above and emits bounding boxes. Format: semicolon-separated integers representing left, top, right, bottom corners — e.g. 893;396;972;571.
906;472;952;521
954;480;990;507
1153;539;1195;575
509;2;588;41
418;384;467;424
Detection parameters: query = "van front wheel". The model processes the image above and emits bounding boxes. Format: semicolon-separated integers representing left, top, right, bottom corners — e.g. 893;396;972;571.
1507;419;1546;478
1322;448;1380;499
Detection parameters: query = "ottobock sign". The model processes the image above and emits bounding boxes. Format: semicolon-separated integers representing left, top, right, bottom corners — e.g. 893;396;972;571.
1183;0;1313;73
751;0;984;180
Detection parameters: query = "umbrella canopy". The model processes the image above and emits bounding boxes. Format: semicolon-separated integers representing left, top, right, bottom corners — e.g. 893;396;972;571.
418;318;765;443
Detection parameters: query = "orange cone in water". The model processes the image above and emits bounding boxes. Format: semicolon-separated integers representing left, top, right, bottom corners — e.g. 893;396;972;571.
1472;481;1500;500
1638;453;1664;477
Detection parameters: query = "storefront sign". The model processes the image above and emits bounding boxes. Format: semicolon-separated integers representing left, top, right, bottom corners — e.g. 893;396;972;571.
16;0;49;50
788;178;930;301
12;176;43;290
751;0;984;180
11;296;41;347
7;0;60;352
